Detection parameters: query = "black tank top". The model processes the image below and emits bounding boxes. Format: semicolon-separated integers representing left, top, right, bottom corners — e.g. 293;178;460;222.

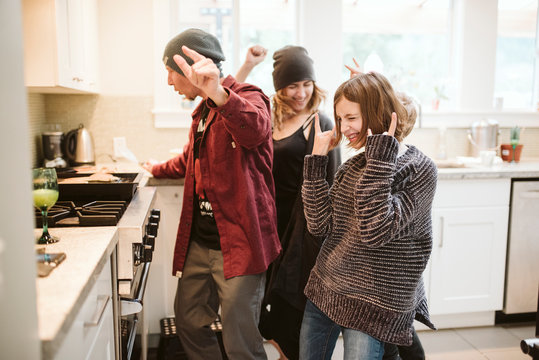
272;115;314;238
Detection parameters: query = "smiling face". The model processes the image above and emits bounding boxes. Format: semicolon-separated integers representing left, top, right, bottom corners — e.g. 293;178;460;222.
335;97;364;149
331;72;408;150
166;66;201;101
282;80;314;113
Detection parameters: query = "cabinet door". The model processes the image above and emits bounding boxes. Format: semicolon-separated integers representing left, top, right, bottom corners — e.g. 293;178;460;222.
64;0;99;92
145;186;183;334
23;0;99;93
429;206;509;315
85;300;114;360
55;257;115;360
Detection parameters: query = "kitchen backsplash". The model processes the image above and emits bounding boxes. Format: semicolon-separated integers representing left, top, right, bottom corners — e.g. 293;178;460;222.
27;93;539;167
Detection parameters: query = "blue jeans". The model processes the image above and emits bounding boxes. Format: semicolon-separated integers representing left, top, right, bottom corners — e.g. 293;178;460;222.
300;300;384;360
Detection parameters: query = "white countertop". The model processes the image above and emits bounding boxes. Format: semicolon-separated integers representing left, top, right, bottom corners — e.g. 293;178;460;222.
35;226;118;359
437;159;539;180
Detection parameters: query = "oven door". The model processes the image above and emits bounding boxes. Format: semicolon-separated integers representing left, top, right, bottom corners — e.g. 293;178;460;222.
120;261;151;360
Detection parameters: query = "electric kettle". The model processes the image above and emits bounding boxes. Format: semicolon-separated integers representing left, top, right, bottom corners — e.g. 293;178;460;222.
63;124;96;166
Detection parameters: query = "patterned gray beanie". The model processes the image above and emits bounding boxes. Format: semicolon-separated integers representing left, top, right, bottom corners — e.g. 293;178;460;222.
163;28;226;76
272;46;316;91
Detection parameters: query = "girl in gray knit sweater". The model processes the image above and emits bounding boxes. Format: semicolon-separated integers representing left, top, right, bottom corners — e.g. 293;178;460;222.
299;72;437;360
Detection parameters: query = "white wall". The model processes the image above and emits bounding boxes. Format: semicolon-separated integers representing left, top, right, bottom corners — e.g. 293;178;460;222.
298;0;343;112
0;1;41;359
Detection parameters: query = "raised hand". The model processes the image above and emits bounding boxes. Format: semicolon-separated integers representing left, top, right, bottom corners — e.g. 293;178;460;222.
344;57;362;79
312;113;336;156
245;45;267;66
367;112;398;137
173;46;228;106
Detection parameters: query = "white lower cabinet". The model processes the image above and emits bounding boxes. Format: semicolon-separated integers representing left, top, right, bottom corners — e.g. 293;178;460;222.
55;256;115;360
425;178;510;326
145;185;183;335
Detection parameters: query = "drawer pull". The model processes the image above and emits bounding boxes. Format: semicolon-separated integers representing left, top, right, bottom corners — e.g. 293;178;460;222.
84;295;110;327
521;190;539;199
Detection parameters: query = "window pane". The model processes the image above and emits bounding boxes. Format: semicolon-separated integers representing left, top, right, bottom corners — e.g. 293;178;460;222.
342;0;451;110
495;0;538;109
176;0;234;77
239;0;297;96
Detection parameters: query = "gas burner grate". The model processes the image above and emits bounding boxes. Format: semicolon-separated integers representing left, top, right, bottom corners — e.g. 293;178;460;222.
77;201;127;226
35;200;128;227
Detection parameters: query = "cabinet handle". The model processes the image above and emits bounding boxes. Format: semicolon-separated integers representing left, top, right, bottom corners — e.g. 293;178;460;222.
521;190;539;199
439;216;444;248
84;294;110;327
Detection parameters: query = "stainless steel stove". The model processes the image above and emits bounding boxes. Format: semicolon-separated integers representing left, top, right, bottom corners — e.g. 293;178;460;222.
35;174;160;360
115;186;160;360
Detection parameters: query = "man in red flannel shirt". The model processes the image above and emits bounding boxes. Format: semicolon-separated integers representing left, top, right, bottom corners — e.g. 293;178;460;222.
145;29;281;359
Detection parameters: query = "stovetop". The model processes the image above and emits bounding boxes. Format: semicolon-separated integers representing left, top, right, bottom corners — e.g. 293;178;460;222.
35;200;129;227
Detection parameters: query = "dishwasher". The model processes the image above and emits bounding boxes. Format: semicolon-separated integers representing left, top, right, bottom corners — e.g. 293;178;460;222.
503;179;539;315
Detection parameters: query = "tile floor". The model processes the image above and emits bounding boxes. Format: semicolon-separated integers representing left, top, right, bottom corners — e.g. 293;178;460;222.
263;323;537;359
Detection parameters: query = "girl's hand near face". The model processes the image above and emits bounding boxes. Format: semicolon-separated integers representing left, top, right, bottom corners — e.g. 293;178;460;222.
367;112;398;138
312;113;336;156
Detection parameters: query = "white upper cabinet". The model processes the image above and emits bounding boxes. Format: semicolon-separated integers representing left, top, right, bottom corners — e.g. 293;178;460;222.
22;0;99;93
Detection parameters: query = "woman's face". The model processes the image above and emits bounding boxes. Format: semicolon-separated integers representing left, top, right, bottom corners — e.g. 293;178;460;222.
283;80;314;112
336;97;364;148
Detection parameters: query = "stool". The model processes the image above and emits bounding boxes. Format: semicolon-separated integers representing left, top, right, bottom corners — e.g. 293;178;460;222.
157;317;187;360
157;316;227;360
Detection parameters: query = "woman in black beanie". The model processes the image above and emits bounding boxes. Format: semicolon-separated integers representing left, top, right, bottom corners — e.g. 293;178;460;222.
237;45;341;360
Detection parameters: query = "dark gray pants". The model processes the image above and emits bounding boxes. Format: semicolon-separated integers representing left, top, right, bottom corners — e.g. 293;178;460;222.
174;240;267;360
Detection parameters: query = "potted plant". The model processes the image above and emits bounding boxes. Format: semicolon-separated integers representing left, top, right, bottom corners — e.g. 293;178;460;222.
500;126;523;162
432;85;449;111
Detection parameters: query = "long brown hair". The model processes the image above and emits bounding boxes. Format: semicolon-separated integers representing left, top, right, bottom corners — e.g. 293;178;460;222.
271;82;327;130
332;72;408;149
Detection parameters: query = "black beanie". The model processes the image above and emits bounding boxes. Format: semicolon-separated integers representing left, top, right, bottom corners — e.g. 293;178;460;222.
163;28;226;76
272;46;316;91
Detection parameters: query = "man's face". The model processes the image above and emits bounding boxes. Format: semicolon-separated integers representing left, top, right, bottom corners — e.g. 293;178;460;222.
166;66;200;101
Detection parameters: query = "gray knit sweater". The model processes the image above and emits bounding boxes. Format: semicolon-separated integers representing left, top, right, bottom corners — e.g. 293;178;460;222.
302;134;437;346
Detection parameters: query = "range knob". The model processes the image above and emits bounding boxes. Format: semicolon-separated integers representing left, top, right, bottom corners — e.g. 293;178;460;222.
151;209;161;223
143;234;155;251
142;244;153;262
146;222;158;237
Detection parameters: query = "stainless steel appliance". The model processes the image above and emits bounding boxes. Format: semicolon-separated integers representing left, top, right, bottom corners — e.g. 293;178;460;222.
467;118;500;157
63;124;96;166
42;131;67;168
34;174;159;360
503;179;539;315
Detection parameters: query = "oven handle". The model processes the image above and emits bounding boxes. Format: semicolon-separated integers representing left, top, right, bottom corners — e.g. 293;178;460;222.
126;315;138;360
120;262;151;316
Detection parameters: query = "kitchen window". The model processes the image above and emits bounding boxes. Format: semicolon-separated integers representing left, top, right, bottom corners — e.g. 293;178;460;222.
341;0;452;111
495;0;538;110
153;0;539;128
153;0;298;128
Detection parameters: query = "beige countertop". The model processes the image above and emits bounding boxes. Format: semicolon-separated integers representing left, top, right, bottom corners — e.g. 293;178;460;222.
35;227;118;359
437;159;539;180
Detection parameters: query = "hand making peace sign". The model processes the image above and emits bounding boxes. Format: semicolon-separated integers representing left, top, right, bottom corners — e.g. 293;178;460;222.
367;112;398;138
311;113;336;156
173;46;229;106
